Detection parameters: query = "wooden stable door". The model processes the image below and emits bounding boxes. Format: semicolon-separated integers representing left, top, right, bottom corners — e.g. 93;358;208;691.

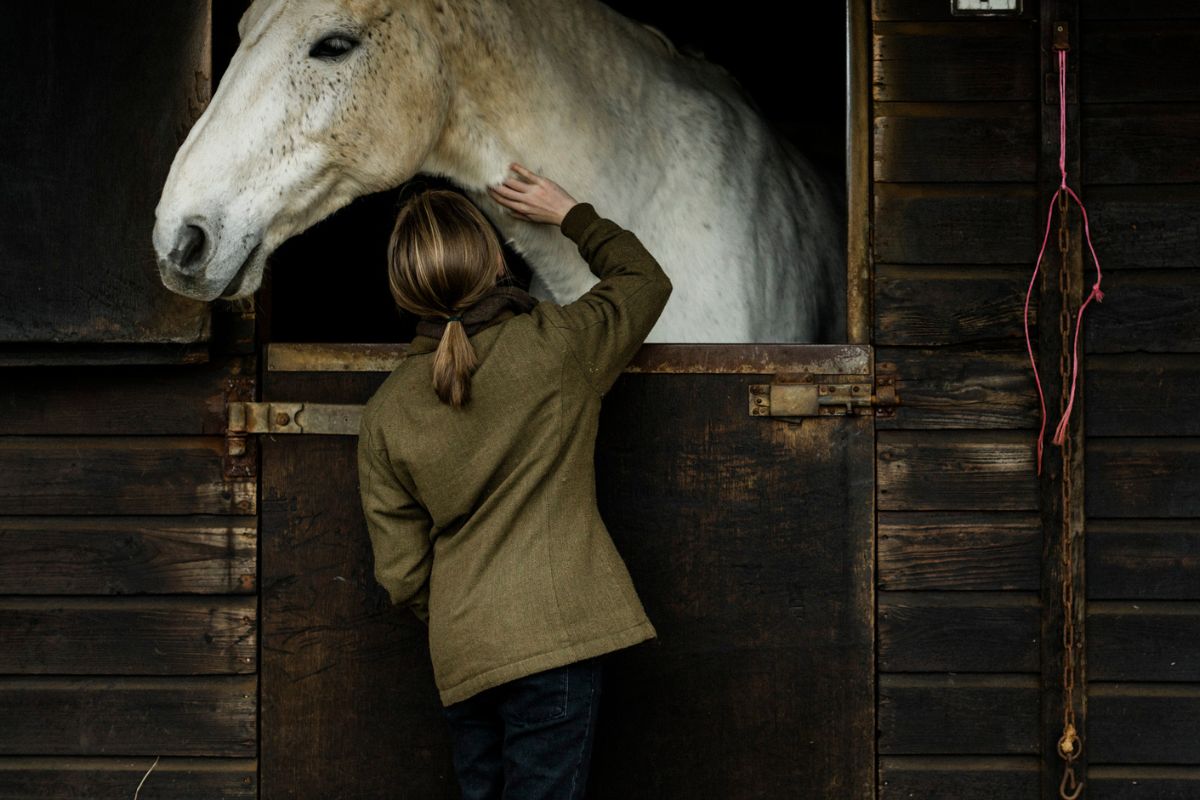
255;343;877;799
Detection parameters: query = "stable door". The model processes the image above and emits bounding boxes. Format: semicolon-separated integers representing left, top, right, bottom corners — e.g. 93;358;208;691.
248;342;878;799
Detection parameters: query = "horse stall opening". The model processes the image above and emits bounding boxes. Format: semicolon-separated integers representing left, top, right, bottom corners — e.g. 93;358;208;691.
243;0;875;797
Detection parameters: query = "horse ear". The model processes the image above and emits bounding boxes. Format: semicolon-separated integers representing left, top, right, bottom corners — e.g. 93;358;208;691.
237;0;282;45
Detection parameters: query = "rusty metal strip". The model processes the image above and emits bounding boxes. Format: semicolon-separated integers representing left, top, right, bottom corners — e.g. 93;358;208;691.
228;402;362;436
268;343;410;372
846;0;872;344
269;343;872;375
625;344;872;375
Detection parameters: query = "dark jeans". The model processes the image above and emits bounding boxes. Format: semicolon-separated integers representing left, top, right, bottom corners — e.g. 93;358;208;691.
440;655;604;800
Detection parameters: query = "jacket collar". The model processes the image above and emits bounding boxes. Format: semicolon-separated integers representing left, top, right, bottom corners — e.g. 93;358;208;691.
406;278;538;355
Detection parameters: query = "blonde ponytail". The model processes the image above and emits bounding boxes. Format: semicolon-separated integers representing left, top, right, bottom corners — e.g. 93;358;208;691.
386;187;507;409
432;318;479;408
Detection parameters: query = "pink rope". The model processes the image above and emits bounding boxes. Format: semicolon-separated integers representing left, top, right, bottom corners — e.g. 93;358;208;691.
1024;49;1105;475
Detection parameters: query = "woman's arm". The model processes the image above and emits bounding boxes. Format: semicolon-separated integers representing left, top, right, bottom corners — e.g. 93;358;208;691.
356;422;434;624
489;163;673;396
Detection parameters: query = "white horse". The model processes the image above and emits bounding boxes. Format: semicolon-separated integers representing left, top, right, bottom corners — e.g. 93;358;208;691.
153;0;844;342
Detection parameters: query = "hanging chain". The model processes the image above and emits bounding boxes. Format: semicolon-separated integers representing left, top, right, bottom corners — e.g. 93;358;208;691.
1055;184;1083;799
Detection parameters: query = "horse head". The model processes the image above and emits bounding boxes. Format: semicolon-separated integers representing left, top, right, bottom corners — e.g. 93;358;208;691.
153;0;450;300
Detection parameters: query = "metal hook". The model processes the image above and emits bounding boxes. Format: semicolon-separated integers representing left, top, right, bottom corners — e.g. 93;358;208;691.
1059;765;1083;800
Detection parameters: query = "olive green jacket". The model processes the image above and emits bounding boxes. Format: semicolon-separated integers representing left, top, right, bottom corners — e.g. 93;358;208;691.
356;202;673;706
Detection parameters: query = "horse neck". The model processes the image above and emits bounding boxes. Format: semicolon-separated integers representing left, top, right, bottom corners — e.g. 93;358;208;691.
424;0;669;196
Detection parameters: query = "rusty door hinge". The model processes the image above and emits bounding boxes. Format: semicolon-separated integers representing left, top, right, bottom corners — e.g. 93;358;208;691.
748;371;900;419
228;401;364;436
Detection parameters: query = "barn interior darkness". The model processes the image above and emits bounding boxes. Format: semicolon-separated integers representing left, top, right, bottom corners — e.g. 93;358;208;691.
209;1;848;343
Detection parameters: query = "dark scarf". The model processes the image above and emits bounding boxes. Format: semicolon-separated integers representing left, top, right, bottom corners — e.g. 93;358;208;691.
414;275;540;339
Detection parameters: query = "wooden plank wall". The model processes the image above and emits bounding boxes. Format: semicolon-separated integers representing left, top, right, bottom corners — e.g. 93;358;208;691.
871;2;1045;797
0;331;259;798
1080;2;1200;798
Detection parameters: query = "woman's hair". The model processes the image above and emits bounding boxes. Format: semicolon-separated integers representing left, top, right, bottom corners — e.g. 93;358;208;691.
387;188;507;409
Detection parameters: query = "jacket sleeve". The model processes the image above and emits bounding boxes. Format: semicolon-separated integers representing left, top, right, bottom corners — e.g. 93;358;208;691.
545;202;674;397
356;422;434;625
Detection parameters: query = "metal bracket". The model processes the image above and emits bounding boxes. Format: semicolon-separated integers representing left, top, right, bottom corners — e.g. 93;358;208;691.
227;401;364;436
748;373;900;419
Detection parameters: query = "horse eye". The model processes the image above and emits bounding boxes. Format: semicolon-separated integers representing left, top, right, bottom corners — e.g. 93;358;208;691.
309;35;359;61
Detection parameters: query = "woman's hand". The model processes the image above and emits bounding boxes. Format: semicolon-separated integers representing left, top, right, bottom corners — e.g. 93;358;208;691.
487;162;578;227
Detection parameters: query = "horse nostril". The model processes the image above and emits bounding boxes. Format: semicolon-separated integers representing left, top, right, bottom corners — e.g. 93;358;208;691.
169;224;208;275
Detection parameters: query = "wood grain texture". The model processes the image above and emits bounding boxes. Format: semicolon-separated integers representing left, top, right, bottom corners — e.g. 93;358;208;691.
874;268;1035;346
0;597;255;675
874;185;1040;264
1088;683;1200;763
0;359;243;435
1084;270;1200;354
878;512;1042;590
878;755;1039;800
0;676;256;756
873;21;1038;102
1083;1;1200;18
1086;519;1200;600
1087;601;1200;681
878;674;1040;754
0;437;253;516
878;591;1040;672
1082;22;1200;103
1088;766;1200;800
1086;439;1200;518
0;757;256;799
1087;186;1200;269
1086;354;1200;436
874;104;1037;183
261;368;877;798
261;434;457;800
0;2;210;344
878;431;1039;511
876;348;1038;430
1083;105;1200;184
0;517;256;595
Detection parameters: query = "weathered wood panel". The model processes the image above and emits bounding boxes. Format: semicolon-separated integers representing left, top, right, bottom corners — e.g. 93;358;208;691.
878;591;1039;672
1088;683;1200;763
0;597;255;675
874;267;1035;346
1086;439;1200;518
1088;766;1200;800
1086;354;1200;436
874;104;1037;183
0;360;243;435
1083;23;1200;103
874;185;1040;264
878;431;1038;511
262;364;877;798
878;512;1041;591
0;517;256;595
873;22;1037;102
1083;1;1200;18
0;757;256;800
878;756;1039;800
1087;186;1200;270
876;349;1037;430
878;674;1039;754
1084;270;1200;354
0;438;253;516
1087;601;1200;681
1087;519;1200;600
1083;105;1200;184
0;676;256;756
0;2;211;344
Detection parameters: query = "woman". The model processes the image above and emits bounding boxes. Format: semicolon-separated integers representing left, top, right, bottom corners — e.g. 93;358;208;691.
356;162;673;799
